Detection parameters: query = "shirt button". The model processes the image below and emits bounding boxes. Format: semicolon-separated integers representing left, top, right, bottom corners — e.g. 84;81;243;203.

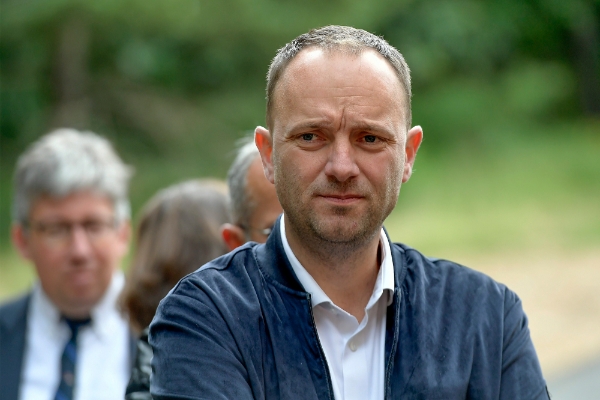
349;341;357;352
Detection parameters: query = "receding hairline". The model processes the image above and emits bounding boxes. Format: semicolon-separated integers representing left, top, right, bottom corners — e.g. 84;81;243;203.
267;45;410;131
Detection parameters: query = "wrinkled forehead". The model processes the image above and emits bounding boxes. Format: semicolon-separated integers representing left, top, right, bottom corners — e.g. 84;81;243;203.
28;191;116;221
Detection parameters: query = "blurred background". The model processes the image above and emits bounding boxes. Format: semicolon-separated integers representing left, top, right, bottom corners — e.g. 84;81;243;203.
1;0;599;394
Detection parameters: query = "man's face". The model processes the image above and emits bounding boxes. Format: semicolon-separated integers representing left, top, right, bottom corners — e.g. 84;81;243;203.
246;157;283;243
258;48;422;246
12;191;129;318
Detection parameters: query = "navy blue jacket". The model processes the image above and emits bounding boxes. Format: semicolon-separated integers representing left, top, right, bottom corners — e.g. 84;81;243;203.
0;294;29;400
150;220;549;399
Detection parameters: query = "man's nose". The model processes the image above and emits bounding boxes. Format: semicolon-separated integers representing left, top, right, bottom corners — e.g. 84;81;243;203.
68;225;94;258
324;139;360;182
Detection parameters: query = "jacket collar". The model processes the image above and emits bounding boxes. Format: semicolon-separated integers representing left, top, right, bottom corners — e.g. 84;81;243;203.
0;292;30;332
254;216;305;293
254;215;408;294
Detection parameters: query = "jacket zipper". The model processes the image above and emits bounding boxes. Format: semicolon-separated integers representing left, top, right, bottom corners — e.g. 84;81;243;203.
306;293;336;400
383;289;401;400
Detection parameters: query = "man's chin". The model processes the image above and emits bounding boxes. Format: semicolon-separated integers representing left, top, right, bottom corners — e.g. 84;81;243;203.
311;219;377;245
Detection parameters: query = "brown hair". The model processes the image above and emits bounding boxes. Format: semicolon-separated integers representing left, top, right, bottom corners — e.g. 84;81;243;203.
120;179;230;332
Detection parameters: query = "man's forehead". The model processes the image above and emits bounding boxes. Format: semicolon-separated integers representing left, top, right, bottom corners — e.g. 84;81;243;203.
270;48;408;132
29;191;114;217
274;48;404;104
283;46;397;79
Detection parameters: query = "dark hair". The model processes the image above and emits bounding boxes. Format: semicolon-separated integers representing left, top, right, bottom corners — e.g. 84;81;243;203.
266;25;412;130
120;179;230;332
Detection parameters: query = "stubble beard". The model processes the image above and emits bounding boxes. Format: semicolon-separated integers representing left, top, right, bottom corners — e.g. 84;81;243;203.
276;169;400;263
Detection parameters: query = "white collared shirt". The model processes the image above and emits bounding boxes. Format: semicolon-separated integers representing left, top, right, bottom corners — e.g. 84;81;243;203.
281;216;395;400
20;272;131;400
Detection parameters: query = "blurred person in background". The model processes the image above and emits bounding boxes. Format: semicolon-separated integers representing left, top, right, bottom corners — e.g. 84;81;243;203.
150;25;549;399
0;129;135;400
221;138;283;249
121;179;230;400
120;179;230;334
124;142;282;399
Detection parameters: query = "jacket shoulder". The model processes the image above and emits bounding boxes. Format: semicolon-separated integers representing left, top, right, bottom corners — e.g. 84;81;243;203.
156;242;261;316
0;292;30;330
176;242;258;288
391;242;511;304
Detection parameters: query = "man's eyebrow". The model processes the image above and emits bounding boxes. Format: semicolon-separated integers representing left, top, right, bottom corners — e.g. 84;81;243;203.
353;122;389;132
284;120;395;135
287;120;330;132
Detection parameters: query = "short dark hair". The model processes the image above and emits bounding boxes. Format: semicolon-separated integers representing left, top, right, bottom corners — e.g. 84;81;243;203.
266;25;412;130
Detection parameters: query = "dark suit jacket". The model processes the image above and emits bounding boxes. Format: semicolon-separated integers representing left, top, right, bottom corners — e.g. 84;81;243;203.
0;294;29;400
0;292;137;400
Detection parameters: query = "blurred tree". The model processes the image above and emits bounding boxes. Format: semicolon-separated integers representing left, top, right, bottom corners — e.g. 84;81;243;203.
377;0;599;148
2;0;597;152
0;0;598;245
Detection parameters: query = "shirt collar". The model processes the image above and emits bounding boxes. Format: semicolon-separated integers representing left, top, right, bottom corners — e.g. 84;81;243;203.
90;271;126;340
30;283;62;338
32;271;126;340
280;215;395;308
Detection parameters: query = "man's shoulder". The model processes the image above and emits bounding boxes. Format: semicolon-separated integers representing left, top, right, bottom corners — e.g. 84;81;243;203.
183;242;259;283
0;291;30;332
160;242;260;305
391;242;510;302
151;242;266;344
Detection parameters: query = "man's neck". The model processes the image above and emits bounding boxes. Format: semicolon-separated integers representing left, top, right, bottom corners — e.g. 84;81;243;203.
284;218;382;322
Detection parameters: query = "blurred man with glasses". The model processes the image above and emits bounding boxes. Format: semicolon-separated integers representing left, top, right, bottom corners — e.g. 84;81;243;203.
221;139;283;250
0;129;134;400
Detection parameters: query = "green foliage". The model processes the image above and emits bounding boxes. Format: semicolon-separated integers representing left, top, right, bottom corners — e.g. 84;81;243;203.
1;0;599;278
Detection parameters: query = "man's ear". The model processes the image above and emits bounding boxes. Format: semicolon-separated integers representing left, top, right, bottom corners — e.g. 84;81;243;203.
221;223;247;251
12;224;32;261
254;126;275;184
403;125;423;183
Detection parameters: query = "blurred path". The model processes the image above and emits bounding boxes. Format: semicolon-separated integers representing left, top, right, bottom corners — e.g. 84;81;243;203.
453;249;600;378
547;358;600;400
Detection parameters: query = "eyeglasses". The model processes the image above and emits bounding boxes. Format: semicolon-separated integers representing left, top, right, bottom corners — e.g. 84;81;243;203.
26;218;118;247
241;224;274;238
252;226;273;237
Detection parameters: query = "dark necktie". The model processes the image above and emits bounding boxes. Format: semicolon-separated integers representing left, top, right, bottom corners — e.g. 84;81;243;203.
54;317;91;400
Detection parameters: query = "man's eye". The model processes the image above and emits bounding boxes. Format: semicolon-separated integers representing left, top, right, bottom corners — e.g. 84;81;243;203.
44;224;68;236
364;135;377;143
84;221;104;233
301;133;315;141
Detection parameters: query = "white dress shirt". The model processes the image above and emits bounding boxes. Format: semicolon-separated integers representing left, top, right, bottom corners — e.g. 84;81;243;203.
20;272;131;400
281;216;394;400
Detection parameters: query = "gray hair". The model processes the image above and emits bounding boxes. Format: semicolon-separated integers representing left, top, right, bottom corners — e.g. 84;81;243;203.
226;137;259;229
12;128;133;225
266;25;412;130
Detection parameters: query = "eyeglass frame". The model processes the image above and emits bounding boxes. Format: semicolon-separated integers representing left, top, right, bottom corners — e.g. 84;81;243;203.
239;223;274;239
23;217;119;247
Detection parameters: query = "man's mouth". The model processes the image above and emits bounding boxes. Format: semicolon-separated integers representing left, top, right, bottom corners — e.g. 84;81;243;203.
317;194;364;204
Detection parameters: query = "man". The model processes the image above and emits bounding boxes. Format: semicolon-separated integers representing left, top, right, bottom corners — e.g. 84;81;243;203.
150;26;549;399
221;139;283;249
0;129;134;400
